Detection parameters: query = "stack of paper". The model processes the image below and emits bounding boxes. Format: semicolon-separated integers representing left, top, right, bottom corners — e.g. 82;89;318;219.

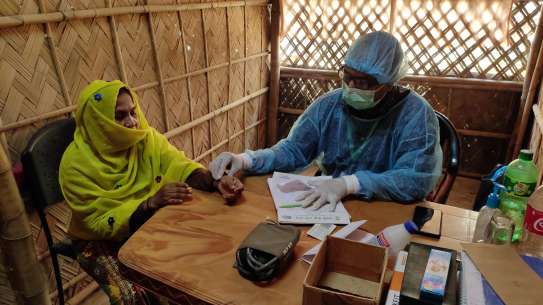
267;172;351;225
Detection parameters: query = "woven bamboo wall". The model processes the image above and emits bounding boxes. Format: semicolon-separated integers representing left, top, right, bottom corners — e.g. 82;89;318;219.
0;0;271;304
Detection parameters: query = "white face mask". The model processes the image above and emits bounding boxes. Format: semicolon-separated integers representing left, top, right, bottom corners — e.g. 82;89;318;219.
342;82;382;110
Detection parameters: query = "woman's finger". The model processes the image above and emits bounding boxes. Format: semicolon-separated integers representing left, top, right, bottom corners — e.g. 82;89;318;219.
166;198;183;205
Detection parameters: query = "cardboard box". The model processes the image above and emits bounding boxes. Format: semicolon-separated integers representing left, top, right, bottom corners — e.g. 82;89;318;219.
303;236;388;305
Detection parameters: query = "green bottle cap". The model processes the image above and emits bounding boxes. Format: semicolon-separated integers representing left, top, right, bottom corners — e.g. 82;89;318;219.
519;149;534;161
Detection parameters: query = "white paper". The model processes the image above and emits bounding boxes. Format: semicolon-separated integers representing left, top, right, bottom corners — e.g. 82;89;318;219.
267;172;351;225
301;220;371;264
460;251;486;305
307;223;336;241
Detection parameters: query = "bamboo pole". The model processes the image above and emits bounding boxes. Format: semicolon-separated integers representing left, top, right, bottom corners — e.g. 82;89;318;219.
226;8;232;152
145;1;170;131
37;0;72;107
0;53;269;134
243;3;248;150
164;87;269;138
201;8;213;159
533;104;543;135
107;0;128;83
279;67;524;91
195;118;266;162
278;106;303;115
267;0;281;146
511;10;543;157
162;52;269;86
388;0;397;33
0;1;268;29
131;52;269;92
0;118;8;157
178;13;197;159
456;129;511;139
0;105;77;133
0;146;51;305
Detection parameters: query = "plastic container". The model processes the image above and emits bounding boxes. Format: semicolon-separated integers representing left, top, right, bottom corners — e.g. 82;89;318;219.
472;185;502;243
369;220;418;260
488;210;515;245
500;150;538;242
519;185;543;258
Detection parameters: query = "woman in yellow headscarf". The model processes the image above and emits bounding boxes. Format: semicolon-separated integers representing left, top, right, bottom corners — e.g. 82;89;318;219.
60;80;243;305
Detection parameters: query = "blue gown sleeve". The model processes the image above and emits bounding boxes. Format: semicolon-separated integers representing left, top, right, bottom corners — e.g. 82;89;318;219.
245;98;323;174
353;106;443;202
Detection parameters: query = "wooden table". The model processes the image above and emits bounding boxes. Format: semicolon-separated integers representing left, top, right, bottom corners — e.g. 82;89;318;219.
118;176;477;305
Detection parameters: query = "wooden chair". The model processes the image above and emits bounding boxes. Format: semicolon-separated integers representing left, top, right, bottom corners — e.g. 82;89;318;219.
427;111;461;204
21;118;76;305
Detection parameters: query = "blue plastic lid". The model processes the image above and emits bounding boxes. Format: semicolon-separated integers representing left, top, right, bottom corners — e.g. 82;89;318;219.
486;184;504;209
486;192;500;208
404;220;419;234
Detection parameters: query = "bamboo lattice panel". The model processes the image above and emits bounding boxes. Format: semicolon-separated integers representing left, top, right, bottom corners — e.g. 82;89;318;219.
0;0;271;304
281;0;542;81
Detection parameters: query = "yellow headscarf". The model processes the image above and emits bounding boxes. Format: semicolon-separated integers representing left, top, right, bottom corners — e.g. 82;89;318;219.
60;80;203;240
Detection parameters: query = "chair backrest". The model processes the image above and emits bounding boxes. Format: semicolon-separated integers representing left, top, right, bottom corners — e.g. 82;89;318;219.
428;111;461;204
21;118;75;210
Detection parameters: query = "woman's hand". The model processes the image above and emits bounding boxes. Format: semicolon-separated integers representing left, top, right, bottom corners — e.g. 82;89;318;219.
217;176;244;204
146;182;193;210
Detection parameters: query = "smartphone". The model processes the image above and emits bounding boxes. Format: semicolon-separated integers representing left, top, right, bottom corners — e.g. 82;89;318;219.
412;206;442;239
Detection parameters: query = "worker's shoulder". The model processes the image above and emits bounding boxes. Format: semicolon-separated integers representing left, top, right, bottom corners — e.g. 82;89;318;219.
310;88;343;110
401;90;433;111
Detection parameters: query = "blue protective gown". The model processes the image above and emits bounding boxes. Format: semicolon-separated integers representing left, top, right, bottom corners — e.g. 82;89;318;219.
246;88;443;202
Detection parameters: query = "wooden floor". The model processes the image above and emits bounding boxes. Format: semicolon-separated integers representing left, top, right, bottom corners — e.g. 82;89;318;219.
81;290;109;305
80;176;481;305
447;176;480;210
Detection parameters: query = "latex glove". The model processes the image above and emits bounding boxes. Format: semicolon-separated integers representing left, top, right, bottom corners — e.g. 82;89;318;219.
209;152;251;180
295;176;360;212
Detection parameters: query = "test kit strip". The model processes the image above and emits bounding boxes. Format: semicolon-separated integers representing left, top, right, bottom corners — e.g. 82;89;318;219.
420;249;451;302
307;223;336;241
385;250;408;305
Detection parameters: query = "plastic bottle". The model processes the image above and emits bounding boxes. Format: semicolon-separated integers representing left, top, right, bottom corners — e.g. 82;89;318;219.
369;220;418;260
472;186;501;243
519;185;543;258
499;150;538;242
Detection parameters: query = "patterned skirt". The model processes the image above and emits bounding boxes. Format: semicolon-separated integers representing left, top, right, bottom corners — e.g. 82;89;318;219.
73;240;168;305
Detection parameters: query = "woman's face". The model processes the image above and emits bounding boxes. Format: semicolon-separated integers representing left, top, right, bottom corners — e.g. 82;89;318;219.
115;91;139;129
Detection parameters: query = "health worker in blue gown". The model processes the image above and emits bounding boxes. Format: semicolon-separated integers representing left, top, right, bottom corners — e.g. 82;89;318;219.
209;31;443;211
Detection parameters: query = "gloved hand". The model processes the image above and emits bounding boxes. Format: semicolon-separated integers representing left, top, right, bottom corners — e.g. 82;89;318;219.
209;152;250;180
295;176;359;212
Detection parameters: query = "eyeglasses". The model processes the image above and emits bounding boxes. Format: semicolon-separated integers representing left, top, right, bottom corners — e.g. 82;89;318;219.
338;66;381;90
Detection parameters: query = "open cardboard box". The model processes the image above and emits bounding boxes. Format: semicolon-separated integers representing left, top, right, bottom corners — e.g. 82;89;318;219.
303;236;388;305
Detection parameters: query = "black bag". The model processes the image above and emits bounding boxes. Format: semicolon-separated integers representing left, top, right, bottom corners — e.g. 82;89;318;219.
235;220;300;282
